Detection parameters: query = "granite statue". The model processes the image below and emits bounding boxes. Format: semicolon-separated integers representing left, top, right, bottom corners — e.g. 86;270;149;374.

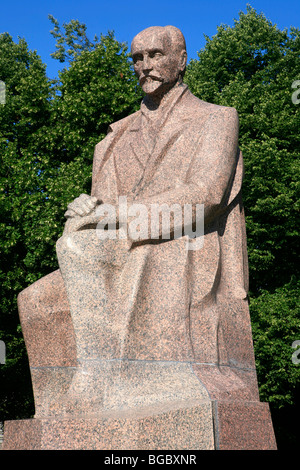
3;26;277;450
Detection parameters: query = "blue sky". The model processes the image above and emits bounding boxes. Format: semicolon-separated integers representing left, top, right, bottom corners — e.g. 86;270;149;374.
1;0;299;79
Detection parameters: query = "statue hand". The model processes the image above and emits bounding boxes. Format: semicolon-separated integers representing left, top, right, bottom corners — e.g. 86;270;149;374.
64;194;99;219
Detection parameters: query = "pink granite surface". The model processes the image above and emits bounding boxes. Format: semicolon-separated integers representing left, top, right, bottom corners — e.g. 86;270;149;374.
3;400;215;450
17;269;76;368
3;25;277;450
3;400;276;450
213;401;277;450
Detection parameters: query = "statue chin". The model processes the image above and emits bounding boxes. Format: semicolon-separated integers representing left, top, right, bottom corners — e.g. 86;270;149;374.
141;77;162;95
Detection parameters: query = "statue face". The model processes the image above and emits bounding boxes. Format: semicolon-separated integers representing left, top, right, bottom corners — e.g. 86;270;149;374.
131;28;186;97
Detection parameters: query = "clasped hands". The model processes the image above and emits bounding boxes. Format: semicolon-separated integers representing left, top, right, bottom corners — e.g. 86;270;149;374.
63;194;132;265
64;193;100;219
63;194;134;244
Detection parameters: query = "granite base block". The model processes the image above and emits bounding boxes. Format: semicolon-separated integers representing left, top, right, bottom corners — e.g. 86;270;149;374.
2;400;215;450
213;401;277;450
3;400;276;450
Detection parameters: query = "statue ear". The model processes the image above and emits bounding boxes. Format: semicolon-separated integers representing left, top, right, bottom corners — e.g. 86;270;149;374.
180;50;187;73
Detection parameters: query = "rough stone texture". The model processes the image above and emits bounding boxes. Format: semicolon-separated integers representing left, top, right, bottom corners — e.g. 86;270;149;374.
3;400;276;450
213;401;277;450
3;25;277;450
17;269;77;368
3;400;215;450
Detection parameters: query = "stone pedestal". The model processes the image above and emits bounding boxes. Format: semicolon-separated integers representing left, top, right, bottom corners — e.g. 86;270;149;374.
212;400;276;450
3;399;276;450
2;261;277;450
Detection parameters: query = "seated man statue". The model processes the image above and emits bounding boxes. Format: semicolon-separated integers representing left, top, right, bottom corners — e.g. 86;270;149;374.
8;25;276;450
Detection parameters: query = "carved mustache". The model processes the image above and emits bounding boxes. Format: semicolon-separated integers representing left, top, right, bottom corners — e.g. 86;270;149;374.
139;75;163;85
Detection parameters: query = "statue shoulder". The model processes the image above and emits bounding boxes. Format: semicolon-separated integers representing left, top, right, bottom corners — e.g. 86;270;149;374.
93;110;140;157
106;110;140;134
185;90;238;122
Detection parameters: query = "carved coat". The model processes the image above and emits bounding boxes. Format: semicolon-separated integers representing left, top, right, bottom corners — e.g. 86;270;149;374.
56;83;254;368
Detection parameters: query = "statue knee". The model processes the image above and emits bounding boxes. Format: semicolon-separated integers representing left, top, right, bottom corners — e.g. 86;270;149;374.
17;270;76;367
17;269;68;323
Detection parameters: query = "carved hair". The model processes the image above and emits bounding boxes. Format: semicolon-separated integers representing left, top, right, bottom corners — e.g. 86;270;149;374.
164;26;186;53
164;25;187;78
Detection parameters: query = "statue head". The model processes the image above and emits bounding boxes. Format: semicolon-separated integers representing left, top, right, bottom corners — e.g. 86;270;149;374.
131;26;187;100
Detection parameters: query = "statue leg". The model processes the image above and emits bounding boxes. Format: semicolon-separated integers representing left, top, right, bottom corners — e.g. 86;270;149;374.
17;269;77;417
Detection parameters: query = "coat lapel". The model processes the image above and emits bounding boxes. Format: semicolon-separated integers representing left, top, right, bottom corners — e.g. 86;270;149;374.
128;113;151;169
105;84;191;198
131;84;189;196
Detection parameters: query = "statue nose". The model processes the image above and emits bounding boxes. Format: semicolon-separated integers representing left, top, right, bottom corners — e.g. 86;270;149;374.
142;55;153;72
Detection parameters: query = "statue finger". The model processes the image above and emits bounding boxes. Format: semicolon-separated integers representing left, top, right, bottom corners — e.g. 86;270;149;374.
80;194;99;210
68;201;87;215
86;197;98;209
76;195;98;212
78;194;91;202
64;209;77;218
80;202;94;215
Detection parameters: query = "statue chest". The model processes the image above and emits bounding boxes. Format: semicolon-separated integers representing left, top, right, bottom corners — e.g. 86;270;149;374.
94;123;200;203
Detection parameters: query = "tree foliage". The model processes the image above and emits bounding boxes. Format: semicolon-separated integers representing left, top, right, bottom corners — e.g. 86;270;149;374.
48;14;97;63
250;278;299;407
0;33;52;419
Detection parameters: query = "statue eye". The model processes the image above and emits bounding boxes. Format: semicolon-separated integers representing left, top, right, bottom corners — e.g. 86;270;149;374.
132;54;143;64
151;51;163;59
